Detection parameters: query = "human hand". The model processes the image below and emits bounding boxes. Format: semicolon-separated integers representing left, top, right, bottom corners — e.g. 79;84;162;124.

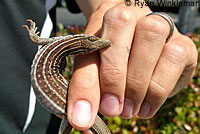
67;1;197;130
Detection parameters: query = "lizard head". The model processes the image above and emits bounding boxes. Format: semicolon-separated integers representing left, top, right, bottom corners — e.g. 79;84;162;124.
79;35;111;54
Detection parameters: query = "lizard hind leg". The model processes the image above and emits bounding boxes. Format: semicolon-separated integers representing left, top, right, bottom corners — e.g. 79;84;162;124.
22;19;56;46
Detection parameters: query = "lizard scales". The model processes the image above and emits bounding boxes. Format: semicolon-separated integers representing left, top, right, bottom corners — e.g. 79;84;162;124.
23;19;111;134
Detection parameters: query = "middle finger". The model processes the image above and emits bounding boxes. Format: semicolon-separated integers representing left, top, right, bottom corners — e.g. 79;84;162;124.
99;3;136;117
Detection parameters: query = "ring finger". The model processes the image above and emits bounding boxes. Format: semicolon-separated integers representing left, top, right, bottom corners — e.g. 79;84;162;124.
121;14;171;118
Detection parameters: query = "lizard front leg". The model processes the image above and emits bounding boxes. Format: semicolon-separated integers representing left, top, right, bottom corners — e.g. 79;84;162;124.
23;19;58;46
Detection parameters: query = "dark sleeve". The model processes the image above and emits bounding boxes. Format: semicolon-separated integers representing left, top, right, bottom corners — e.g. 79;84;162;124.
65;0;81;13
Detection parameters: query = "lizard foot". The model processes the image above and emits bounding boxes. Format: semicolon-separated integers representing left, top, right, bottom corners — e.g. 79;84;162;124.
22;19;40;36
22;19;50;46
23;19;65;46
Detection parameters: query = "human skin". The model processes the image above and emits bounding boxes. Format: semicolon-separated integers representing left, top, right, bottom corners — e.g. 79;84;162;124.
66;0;198;131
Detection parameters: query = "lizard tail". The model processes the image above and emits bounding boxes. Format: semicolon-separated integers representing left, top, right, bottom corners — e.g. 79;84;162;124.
58;115;72;134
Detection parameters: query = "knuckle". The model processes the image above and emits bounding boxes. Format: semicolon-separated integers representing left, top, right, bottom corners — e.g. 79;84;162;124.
182;35;195;46
138;16;169;38
179;35;198;66
101;67;125;86
163;43;188;64
104;6;134;26
182;35;197;55
149;79;169;101
127;76;147;91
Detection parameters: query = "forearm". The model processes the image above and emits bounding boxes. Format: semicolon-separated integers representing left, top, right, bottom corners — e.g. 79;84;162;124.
75;0;122;19
75;0;100;18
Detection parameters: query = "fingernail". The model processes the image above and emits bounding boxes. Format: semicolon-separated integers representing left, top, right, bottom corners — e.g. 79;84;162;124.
100;93;120;116
83;130;94;134
71;100;92;127
121;98;134;118
138;102;151;118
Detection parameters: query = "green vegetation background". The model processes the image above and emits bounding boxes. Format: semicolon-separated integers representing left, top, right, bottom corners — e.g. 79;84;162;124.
57;24;200;134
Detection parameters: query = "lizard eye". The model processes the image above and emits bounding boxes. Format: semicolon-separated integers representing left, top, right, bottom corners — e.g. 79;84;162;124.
87;35;100;42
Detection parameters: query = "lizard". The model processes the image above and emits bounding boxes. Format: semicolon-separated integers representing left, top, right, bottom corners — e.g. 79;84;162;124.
23;19;111;134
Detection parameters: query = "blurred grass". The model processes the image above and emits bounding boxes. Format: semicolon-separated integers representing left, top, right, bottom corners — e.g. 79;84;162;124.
57;24;200;134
